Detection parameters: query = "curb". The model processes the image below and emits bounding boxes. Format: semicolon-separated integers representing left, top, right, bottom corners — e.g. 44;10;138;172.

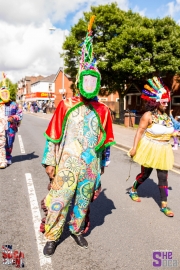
115;143;130;151
115;143;180;171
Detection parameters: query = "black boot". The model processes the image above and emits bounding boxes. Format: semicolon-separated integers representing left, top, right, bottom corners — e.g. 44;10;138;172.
70;233;88;249
43;241;58;257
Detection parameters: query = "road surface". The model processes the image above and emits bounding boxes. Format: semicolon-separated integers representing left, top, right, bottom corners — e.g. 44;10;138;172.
1;114;180;270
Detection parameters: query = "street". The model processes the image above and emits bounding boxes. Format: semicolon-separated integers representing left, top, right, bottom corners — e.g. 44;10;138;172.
1;113;180;270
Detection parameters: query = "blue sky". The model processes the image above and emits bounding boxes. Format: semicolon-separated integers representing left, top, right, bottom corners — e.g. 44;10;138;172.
55;0;180;30
129;0;180;20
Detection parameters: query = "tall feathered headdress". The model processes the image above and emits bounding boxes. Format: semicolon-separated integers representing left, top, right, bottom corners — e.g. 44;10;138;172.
141;77;170;103
76;15;101;99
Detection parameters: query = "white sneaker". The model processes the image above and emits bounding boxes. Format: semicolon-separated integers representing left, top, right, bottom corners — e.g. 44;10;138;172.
0;165;7;169
7;160;12;165
172;144;178;150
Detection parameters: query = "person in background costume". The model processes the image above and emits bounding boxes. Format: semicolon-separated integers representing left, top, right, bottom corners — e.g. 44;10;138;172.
40;16;115;257
169;109;180;150
129;77;175;217
0;73;22;168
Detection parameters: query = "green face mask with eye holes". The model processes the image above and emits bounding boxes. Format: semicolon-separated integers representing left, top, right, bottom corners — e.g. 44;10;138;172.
79;69;101;99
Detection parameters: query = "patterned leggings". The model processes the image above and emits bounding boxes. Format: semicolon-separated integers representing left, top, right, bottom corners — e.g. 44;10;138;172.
5;130;15;161
133;166;168;202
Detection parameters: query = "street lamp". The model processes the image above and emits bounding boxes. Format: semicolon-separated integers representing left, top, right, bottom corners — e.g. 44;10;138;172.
49;27;65;96
49;27;56;31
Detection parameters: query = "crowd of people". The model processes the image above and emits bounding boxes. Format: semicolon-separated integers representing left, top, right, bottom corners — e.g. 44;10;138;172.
23;100;55;114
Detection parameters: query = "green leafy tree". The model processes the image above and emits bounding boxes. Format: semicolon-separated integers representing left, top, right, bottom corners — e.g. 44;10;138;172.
0;78;18;101
63;2;180;114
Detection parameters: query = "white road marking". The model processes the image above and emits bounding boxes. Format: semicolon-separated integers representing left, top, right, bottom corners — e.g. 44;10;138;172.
113;145;180;175
25;173;53;270
18;135;25;154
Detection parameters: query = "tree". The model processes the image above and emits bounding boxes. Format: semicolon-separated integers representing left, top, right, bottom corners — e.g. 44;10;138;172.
63;2;180;116
0;78;18;101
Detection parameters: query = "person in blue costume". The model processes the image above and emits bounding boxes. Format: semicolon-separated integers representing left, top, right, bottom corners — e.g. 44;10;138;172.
169;109;180;150
0;73;22;168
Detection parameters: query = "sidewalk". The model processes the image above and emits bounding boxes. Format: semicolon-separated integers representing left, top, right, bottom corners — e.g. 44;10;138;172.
24;111;180;170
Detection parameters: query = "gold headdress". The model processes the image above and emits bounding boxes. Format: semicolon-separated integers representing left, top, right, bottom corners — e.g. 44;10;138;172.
0;72;10;103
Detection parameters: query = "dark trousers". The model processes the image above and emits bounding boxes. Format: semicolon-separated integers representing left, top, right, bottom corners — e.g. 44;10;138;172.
133;166;168;202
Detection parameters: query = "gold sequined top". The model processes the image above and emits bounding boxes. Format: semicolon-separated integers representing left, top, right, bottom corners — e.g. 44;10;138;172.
145;112;174;141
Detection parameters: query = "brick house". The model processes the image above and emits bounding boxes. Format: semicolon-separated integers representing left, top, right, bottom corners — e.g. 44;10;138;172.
170;75;180;116
124;77;180;117
53;68;73;108
17;75;44;102
27;74;56;102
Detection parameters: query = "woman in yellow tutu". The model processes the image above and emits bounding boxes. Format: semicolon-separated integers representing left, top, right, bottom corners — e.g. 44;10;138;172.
129;77;174;217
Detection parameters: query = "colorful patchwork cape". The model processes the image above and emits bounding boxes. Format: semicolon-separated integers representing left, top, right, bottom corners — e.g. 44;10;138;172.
44;97;115;151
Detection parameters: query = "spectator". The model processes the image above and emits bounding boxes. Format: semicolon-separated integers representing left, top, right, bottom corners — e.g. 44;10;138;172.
170;110;180;150
109;108;116;122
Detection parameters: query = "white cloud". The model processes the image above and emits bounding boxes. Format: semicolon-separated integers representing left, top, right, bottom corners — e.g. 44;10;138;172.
0;0;149;83
0;0;129;26
167;0;180;17
72;0;129;24
0;19;67;82
133;5;147;16
133;5;146;17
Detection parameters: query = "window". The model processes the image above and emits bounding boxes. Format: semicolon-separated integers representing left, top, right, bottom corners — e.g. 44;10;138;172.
49;83;52;91
136;95;141;105
172;96;180;105
99;98;107;101
127;95;132;105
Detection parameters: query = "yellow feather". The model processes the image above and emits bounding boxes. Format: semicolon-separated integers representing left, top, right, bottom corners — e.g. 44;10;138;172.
88;15;96;32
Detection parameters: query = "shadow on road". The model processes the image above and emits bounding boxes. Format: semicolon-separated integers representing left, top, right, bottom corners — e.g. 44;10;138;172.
12;152;39;163
84;188;116;236
55;188;116;246
126;178;173;208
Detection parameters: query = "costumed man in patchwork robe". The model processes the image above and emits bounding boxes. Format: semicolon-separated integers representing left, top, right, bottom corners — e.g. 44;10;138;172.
40;16;116;257
0;73;23;168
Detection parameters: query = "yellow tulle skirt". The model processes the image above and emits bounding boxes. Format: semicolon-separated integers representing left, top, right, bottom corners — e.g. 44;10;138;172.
133;136;174;170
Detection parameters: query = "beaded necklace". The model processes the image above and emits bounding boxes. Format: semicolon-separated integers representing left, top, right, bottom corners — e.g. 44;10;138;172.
151;110;173;127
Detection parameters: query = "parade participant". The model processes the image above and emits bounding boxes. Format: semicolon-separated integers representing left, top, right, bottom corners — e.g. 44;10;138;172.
169;109;180;150
129;77;175;217
0;73;22;168
40;16;115;257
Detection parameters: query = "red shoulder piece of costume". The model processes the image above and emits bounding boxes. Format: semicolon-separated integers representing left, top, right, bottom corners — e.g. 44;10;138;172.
44;97;116;150
90;101;115;150
45;97;82;142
